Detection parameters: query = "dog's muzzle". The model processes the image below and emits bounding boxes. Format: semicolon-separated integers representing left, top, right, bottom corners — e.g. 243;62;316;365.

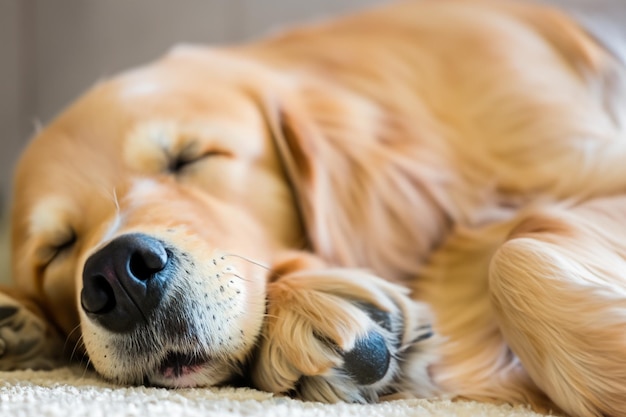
80;233;173;333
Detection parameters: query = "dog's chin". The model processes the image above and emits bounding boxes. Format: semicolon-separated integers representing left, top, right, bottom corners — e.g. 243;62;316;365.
87;339;252;389
82;327;255;389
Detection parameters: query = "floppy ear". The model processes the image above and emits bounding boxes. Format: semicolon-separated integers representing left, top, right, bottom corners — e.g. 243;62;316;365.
262;91;318;250
263;82;385;267
262;81;452;277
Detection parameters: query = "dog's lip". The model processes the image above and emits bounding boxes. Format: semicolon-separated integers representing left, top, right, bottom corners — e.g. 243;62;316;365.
157;351;210;380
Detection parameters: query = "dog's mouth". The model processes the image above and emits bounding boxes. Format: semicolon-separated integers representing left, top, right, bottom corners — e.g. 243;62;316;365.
158;351;209;379
143;350;214;387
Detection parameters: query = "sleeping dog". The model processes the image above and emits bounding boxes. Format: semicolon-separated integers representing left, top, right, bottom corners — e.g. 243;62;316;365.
1;1;625;416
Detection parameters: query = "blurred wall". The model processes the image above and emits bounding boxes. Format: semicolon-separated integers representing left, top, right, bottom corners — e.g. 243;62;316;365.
0;0;25;204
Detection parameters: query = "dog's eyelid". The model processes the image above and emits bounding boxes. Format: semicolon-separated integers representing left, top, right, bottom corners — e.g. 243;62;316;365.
39;229;78;265
168;149;232;173
55;230;77;250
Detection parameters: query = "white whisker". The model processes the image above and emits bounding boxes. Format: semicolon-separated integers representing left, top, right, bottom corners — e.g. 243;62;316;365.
65;324;84;362
80;358;92;379
112;187;120;213
222;253;271;271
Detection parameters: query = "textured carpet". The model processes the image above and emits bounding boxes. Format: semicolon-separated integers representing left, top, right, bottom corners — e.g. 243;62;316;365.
0;367;550;417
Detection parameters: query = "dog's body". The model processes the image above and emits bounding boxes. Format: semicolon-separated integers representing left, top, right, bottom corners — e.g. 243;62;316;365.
1;0;626;416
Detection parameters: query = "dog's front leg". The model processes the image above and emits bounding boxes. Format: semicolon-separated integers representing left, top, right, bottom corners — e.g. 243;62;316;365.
0;289;64;371
251;252;440;403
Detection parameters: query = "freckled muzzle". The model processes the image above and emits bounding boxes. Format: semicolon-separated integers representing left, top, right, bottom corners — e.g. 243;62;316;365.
80;233;174;333
78;230;264;387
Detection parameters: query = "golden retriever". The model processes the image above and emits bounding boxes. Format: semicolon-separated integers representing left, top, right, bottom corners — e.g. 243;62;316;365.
1;0;625;416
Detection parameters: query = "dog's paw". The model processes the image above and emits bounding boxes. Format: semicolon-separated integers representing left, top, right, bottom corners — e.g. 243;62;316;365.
251;263;440;403
0;292;64;371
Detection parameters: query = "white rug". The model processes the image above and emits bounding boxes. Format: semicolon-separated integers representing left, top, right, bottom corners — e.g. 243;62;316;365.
0;367;551;417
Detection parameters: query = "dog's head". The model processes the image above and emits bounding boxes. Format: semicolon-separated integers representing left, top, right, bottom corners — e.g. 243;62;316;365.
10;37;446;389
10;47;312;387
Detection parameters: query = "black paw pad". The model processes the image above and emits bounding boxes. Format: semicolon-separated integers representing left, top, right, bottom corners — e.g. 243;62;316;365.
343;331;390;385
0;306;19;322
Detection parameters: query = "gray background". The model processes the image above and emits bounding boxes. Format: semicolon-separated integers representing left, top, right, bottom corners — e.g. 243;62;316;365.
0;0;623;283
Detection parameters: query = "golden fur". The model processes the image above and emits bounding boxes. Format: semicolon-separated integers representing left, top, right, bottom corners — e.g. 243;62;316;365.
2;1;626;416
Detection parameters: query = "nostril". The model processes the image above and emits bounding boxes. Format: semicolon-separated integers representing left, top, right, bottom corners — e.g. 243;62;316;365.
128;246;168;281
81;275;116;314
80;234;171;332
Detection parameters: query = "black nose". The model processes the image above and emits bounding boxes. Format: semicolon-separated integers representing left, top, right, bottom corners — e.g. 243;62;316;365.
81;233;171;333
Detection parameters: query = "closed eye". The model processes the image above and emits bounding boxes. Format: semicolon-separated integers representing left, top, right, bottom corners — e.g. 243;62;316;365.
168;149;231;173
40;231;77;266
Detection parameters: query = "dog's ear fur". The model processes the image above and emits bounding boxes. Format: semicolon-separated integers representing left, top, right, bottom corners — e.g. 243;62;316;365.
263;81;453;277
